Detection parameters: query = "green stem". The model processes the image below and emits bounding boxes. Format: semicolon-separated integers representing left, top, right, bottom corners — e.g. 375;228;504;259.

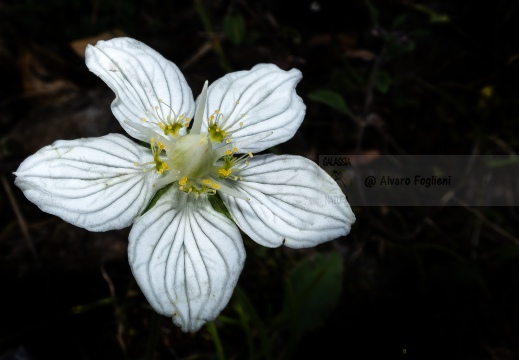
206;321;225;360
145;312;162;360
194;0;232;72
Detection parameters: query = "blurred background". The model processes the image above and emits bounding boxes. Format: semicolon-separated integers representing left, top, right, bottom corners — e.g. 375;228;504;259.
1;0;518;359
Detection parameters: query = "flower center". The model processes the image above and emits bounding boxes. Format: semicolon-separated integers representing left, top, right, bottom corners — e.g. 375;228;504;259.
169;133;214;179
131;82;262;201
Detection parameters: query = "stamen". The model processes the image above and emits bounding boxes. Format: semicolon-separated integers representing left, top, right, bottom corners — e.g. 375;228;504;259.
176;176;219;197
138;99;186;138
212;131;273;159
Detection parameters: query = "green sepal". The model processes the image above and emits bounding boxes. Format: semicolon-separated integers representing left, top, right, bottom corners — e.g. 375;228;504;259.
208;192;233;221
140;183;173;216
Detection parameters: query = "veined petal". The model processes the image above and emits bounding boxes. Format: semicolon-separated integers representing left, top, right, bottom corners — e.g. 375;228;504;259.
128;188;245;332
199;64;305;153
14;134;158;232
86;37;195;142
220;154;355;248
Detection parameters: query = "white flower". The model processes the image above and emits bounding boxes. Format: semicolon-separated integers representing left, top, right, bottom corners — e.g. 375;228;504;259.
14;38;355;332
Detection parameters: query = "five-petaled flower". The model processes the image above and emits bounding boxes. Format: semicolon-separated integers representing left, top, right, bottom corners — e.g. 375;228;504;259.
14;38;355;332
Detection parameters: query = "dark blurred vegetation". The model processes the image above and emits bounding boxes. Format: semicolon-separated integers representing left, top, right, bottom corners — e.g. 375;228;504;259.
1;0;519;359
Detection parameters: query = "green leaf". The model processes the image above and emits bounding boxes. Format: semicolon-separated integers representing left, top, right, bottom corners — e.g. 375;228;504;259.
223;13;246;45
375;71;392;93
308;89;350;115
365;0;379;26
392;14;408;29
412;3;450;23
285;252;343;332
232;286;272;360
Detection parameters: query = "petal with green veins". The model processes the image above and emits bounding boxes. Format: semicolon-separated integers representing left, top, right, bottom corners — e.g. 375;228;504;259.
128;187;245;332
86;37;195;142
197;64;305;153
220;154;356;248
14;134;159;232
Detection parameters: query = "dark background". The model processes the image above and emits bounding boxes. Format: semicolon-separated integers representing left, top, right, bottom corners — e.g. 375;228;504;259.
1;0;518;359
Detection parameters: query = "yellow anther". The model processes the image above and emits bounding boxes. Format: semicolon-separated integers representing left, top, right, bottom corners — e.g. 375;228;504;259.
224;150;233;155
179;186;184;190
202;179;212;185
157;142;165;150
236;100;240;104
216;128;220;132
184;123;189;127
234;176;238;180
141;118;147;122
210;115;215;120
226;138;231;143
134;162;139;166
233;147;238;152
239;122;243;127
159;99;163;103
248;152;253;158
215;110;219;114
155;106;159;110
218;168;232;177
221;131;226;136
241;114;245;117
158;122;165;130
179;176;188;186
211;183;220;189
186;117;190;122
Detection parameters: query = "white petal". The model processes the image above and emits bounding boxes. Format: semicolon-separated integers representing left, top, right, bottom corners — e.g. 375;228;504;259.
86;37;195;142
14;134;158;232
199;64;305;153
128;188;245;332
220;154;355;248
